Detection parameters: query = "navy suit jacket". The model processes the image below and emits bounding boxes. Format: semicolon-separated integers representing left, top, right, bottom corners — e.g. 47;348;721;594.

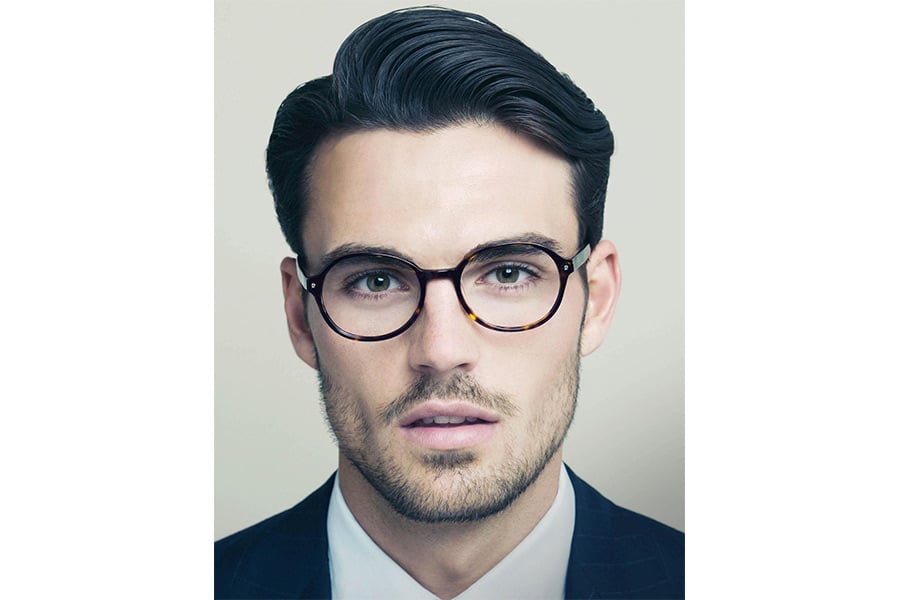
215;467;684;599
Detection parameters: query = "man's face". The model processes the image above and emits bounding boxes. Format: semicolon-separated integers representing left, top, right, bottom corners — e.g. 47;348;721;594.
299;124;589;522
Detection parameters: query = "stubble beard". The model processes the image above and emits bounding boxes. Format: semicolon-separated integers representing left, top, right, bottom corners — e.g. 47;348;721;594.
317;350;580;523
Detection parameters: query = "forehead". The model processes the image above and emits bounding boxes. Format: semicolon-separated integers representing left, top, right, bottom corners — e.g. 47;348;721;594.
303;123;579;270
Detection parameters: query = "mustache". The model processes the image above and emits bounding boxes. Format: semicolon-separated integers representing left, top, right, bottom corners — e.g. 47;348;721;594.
379;373;518;425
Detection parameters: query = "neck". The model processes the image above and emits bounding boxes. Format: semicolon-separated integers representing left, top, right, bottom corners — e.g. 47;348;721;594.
337;453;563;600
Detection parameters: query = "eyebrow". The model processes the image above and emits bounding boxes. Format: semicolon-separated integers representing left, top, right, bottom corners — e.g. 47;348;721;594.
314;243;415;273
311;232;566;273
469;233;564;255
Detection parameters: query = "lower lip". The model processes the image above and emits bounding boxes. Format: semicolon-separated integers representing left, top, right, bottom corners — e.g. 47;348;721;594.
400;422;498;450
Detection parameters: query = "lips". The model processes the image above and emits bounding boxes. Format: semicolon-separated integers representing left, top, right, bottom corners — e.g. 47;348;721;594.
398;401;499;450
398;401;500;427
410;415;486;426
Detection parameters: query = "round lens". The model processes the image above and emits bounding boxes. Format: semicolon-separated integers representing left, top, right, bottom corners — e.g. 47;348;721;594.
460;245;562;328
320;255;421;337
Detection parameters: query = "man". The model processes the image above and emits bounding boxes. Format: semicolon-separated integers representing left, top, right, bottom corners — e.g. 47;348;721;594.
216;6;684;599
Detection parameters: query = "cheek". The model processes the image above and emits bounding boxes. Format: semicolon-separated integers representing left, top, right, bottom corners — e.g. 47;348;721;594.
483;316;581;401
524;302;583;382
313;330;408;415
522;289;585;357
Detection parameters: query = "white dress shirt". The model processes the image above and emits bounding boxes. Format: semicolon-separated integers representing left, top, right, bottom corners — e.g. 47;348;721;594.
327;466;576;599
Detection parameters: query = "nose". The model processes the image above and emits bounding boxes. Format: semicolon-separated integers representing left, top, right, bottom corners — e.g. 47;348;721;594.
406;277;480;376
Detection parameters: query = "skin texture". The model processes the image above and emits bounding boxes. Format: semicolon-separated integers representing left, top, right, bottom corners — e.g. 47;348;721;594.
281;123;621;598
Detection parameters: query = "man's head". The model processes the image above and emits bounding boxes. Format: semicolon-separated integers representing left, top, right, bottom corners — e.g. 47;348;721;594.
272;7;621;523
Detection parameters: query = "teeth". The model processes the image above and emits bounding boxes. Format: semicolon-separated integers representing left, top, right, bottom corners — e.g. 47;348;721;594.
433;415;466;425
418;415;473;425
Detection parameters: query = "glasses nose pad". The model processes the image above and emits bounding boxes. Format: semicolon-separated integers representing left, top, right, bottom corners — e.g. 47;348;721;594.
417;268;471;316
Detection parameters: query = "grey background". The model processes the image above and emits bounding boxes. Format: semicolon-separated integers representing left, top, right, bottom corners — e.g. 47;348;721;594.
215;0;684;539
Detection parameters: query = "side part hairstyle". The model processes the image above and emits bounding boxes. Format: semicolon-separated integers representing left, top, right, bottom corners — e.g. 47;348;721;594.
266;6;614;268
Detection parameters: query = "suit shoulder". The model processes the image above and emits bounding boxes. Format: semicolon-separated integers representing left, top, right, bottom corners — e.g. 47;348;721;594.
568;466;683;539
604;500;684;560
215;475;334;598
566;467;684;598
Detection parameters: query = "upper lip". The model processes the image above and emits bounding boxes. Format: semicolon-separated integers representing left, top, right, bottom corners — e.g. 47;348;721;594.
398;401;501;427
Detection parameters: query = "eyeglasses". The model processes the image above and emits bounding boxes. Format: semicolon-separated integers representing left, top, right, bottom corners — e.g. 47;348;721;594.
296;242;591;342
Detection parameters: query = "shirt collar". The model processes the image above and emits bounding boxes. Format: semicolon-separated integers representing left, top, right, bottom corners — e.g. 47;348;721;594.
327;466;575;599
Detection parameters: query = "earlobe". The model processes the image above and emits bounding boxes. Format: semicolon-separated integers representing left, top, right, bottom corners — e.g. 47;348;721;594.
280;257;319;370
579;240;622;356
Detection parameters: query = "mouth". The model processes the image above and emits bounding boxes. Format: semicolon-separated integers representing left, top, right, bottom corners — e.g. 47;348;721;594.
407;415;492;427
398;402;500;450
399;401;500;427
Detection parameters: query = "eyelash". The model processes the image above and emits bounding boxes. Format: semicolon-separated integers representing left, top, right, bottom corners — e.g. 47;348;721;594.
342;270;408;294
479;262;542;284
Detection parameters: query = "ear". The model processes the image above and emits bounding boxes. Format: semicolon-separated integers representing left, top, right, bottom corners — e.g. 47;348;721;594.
579;240;622;356
280;257;318;370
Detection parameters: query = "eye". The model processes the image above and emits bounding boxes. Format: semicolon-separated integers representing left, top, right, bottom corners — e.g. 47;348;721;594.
349;271;403;294
365;273;391;292
493;266;522;284
482;263;540;286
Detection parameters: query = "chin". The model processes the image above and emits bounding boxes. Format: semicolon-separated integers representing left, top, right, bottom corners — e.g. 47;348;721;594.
348;442;558;524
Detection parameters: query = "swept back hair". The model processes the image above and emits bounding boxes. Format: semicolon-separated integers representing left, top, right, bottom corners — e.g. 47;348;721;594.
266;6;614;268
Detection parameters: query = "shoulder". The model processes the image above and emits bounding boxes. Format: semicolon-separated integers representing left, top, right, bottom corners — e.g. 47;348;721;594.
215;475;334;599
565;467;684;599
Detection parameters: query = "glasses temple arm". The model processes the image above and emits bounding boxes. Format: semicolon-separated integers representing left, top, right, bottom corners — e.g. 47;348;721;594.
571;244;592;270
295;257;310;291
